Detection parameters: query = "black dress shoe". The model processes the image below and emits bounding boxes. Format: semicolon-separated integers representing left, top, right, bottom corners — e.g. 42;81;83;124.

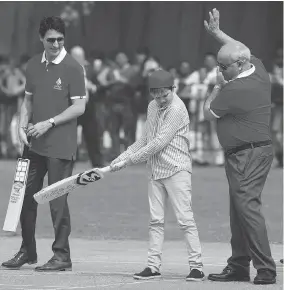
254;269;276;285
208;266;250;282
2;252;37;269
35;258;72;272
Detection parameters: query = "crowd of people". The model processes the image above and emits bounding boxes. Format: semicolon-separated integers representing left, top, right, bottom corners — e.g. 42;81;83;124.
0;11;281;284
0;45;282;167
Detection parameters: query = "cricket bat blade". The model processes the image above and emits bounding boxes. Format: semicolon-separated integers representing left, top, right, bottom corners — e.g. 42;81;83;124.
3;158;30;232
33;161;125;204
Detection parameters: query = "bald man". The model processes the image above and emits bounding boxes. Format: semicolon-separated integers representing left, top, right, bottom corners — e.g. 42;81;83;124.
203;9;276;285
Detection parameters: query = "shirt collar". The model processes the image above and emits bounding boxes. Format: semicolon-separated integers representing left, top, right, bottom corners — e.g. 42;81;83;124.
236;64;255;79
41;47;67;64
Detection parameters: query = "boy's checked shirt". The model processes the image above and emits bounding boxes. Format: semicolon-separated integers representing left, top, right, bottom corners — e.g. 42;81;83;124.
118;93;192;180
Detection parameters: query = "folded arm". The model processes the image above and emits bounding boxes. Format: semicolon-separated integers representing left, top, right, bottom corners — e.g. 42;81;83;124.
203;85;222;120
203;66;228;120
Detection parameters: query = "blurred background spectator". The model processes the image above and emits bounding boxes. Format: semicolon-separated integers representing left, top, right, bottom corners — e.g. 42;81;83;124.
106;51;137;160
270;45;283;168
0;2;282;168
0;56;26;158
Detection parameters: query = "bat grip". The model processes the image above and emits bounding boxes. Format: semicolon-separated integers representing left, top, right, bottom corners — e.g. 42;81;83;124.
22;137;31;159
99;160;127;174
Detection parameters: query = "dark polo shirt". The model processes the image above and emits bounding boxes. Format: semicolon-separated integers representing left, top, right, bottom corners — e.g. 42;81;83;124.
210;56;272;150
25;48;86;160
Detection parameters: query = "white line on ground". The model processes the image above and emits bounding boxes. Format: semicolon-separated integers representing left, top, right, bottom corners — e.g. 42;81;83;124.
72;260;228;266
0;285;36;290
0;285;33;287
0;287;53;290
0;288;25;290
0;288;20;290
0;264;282;278
52;281;157;290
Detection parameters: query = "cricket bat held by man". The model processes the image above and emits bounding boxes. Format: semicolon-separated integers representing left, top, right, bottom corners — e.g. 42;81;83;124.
33;160;126;204
3;146;30;232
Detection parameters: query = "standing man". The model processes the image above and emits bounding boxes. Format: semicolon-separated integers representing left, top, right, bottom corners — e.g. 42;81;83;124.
111;70;204;281
2;16;86;271
203;9;276;285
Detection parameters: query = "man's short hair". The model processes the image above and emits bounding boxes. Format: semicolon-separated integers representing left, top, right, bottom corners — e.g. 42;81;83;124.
39;16;65;38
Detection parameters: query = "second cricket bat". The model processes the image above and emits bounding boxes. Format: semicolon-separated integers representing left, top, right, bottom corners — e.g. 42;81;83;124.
3;146;30;232
33;160;126;204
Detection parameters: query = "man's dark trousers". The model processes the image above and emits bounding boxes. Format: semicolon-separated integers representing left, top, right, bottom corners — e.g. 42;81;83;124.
20;150;73;262
224;144;276;274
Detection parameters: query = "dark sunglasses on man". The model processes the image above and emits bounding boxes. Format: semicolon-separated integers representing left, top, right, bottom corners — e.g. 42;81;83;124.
217;60;241;71
46;37;64;44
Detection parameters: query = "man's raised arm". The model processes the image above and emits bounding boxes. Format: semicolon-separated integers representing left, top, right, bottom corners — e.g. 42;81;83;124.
204;8;242;46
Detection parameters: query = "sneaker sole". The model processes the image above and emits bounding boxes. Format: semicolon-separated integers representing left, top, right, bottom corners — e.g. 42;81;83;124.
1;266;21;270
186;277;206;282
133;275;161;280
1;261;37;270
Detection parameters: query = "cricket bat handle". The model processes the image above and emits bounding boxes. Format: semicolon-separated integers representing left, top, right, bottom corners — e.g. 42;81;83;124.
98;160;127;174
22;145;30;159
22;136;31;159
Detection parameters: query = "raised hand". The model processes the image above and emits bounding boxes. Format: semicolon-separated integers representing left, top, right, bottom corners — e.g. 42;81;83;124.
204;8;220;35
216;67;228;87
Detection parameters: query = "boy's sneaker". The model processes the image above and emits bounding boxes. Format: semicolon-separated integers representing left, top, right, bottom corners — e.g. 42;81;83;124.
133;267;161;280
186;269;205;281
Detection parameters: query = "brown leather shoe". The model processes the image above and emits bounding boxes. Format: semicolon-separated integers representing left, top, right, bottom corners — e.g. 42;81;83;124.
208;266;250;282
2;252;37;269
35;258;72;272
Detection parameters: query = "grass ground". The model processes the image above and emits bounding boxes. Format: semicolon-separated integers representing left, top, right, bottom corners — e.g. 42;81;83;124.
0;160;282;290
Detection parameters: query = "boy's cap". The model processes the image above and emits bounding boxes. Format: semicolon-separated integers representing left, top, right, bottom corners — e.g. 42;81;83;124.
148;69;174;89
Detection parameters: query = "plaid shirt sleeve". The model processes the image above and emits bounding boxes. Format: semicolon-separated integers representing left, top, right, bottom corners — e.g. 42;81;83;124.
130;106;183;164
115;124;147;161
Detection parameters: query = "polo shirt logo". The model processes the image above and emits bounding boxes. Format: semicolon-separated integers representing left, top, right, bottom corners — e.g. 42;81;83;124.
54;78;62;90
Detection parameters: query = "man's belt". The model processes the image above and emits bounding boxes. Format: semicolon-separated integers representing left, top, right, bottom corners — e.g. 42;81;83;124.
226;140;272;156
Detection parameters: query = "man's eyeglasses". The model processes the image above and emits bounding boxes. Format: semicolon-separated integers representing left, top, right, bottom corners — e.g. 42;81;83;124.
46;37;64;44
217;60;239;71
